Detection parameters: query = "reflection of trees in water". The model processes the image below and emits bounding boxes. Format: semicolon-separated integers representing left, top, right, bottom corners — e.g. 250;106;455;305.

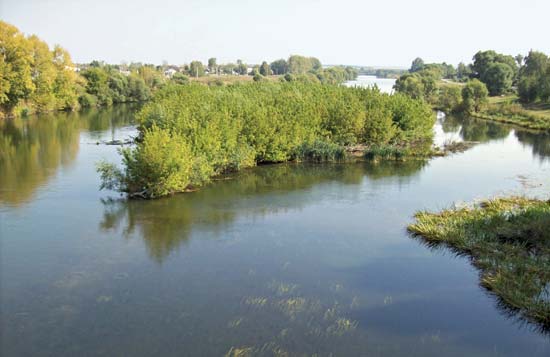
515;130;550;161
0;105;138;206
0;114;80;206
442;113;550;160
79;103;139;140
441;115;511;142
101;161;426;262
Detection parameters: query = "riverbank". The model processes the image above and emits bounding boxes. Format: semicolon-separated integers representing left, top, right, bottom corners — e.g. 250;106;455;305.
472;95;550;131
434;82;550;132
408;197;550;331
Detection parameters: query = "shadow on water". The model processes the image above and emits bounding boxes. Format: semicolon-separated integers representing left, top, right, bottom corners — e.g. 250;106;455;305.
100;161;428;262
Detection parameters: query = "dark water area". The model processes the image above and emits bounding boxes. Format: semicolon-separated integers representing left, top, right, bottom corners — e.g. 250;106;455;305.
1;105;549;356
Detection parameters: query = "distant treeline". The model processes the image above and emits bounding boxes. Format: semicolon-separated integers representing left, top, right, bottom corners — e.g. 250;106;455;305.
194;55;358;85
394;50;550;114
357;67;407;79
0;20;357;118
98;82;434;198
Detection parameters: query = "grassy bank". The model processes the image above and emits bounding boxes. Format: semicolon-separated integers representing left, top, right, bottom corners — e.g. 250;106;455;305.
408;197;550;331
98;82;435;198
473;95;550;131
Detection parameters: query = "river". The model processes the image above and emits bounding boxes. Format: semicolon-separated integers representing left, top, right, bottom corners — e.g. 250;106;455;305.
1;97;550;356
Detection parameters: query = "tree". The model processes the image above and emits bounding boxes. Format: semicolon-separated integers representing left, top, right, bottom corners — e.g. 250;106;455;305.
437;86;462;113
221;63;236;75
462;79;488;113
270;59;288;75
515;54;524;67
28;35;57;112
52;45;80;110
410;57;425;72
0;21;34;116
236;60;247;75
259;61;272;76
189;61;205;77
288;55;321;74
394;70;437;102
208;58;217;74
481;62;514;95
457;62;472;81
472;50;518;86
394;73;425;100
81;67;111;105
518;51;550;103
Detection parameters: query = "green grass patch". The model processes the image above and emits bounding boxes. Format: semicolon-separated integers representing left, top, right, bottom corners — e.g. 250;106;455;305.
408;197;550;331
476;95;550;131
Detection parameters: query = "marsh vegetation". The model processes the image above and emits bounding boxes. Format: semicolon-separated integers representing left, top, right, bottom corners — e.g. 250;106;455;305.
409;197;550;331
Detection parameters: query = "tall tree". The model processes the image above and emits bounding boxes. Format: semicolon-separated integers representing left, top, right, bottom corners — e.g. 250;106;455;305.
410;57;425;72
518;51;550;103
462;79;489;113
270;59;288;75
481;62;514;95
207;58;217;74
0;21;34;116
259;61;271;76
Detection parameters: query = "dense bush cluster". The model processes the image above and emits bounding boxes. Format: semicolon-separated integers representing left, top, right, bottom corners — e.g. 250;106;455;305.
99;82;435;198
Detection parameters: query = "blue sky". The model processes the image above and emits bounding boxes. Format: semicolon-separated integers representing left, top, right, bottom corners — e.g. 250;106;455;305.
2;0;549;66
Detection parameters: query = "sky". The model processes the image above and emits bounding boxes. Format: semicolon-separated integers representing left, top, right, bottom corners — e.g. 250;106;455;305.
2;0;549;67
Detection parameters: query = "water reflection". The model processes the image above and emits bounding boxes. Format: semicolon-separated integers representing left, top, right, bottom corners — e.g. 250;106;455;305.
0;105;137;207
441;114;511;142
516;130;550;161
100;161;427;262
440;114;550;161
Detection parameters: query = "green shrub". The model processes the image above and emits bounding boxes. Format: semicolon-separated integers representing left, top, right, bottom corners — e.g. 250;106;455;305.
78;93;98;107
100;82;435;198
295;140;346;162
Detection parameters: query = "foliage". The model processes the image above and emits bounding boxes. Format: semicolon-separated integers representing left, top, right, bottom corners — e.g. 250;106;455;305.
0;21;80;116
393;71;437;101
295;140;346;162
409;197;550;331
259;61;272;76
80;64;154;106
472;50;518;95
270;59;288;75
482;62;514;95
188;61;205;77
100;82;435;198
410;57;425;72
461;79;489;113
517;51;550;103
288;55;322;74
437;86;463;113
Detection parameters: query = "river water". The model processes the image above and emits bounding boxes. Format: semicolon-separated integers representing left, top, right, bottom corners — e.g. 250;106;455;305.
1;99;550;356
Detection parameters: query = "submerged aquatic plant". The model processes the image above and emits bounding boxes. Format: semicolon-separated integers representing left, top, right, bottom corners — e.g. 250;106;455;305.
408;197;550;331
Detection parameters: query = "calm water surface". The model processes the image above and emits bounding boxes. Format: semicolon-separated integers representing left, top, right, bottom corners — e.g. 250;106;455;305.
345;75;396;93
1;104;550;356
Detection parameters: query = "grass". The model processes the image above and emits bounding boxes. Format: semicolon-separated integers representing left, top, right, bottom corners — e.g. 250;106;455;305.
189;75;281;86
475;95;550;131
408;197;550;331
